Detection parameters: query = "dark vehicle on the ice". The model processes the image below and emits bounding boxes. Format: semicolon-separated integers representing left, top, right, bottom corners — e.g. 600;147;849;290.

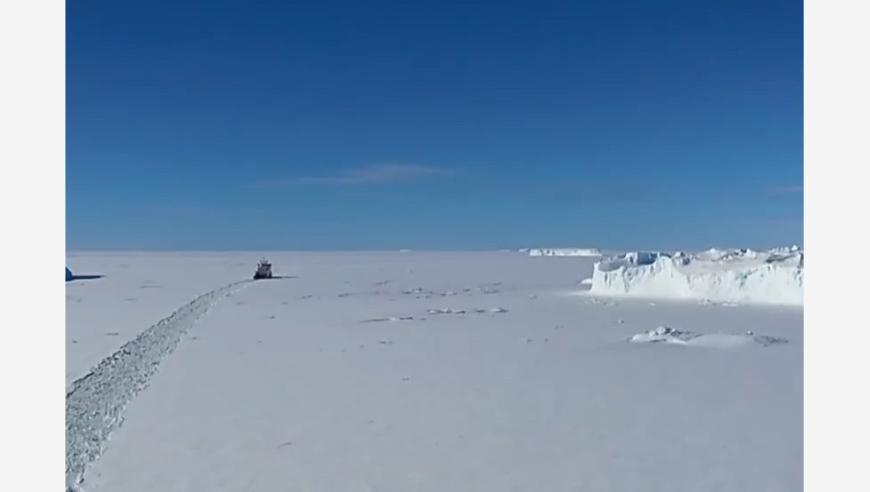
253;258;273;280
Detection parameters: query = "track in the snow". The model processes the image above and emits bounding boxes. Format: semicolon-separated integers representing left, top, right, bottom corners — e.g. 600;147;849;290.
65;280;252;491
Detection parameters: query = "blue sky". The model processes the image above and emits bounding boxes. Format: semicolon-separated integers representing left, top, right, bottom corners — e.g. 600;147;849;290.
67;0;802;250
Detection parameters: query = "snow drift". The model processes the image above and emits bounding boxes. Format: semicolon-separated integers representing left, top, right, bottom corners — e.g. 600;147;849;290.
590;246;803;305
529;248;602;257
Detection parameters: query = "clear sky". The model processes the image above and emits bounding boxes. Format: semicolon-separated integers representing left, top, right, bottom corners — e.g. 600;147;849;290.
67;0;802;251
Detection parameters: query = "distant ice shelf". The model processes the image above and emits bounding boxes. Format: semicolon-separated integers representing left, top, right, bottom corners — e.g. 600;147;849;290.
528;248;602;257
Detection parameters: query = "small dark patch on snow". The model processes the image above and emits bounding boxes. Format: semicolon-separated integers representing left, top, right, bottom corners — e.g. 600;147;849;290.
753;335;789;347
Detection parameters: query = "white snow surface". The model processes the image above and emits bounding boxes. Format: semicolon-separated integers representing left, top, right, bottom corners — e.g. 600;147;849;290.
529;247;602;257
66;280;246;491
65;252;261;387
590;246;804;305
67;252;801;492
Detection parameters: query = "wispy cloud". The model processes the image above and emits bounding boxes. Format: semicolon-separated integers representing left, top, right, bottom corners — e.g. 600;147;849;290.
270;164;454;187
136;205;209;218
765;184;803;196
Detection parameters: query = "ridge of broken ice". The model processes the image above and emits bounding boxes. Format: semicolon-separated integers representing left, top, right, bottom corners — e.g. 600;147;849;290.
591;247;803;305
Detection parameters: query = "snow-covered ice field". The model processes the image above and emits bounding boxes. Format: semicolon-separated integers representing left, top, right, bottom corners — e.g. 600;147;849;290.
66;251;802;491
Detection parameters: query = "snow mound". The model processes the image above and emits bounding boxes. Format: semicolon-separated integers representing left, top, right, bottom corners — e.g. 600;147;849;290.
628;326;788;348
590;247;803;305
529;248;602;257
628;325;696;344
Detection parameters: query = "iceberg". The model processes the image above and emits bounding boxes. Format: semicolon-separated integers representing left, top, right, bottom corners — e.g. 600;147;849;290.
590;247;803;305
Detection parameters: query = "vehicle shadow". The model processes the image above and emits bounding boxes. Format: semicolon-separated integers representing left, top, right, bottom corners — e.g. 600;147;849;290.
67;274;105;282
66;268;104;282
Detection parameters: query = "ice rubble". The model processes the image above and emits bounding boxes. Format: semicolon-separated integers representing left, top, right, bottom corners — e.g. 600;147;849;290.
529;248;602;257
628;326;788;348
66;281;247;491
590;246;803;305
